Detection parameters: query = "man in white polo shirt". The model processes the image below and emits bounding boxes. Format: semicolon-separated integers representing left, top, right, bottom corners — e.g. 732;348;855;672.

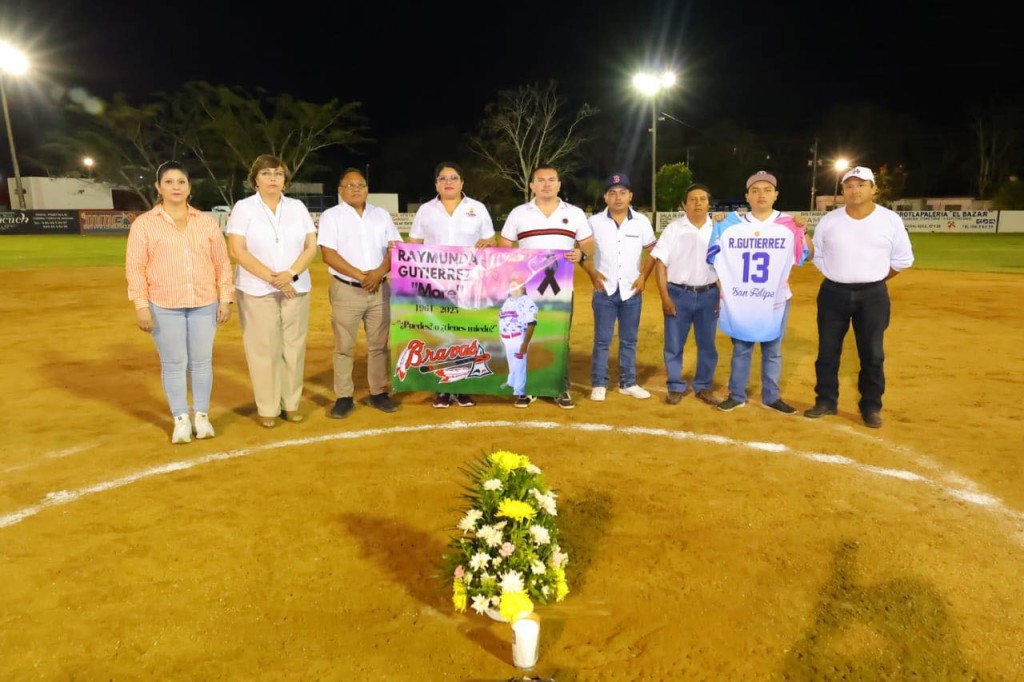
581;172;657;402
651;183;722;406
318;168;403;418
409;161;496;409
499;164;595;409
804;166;914;428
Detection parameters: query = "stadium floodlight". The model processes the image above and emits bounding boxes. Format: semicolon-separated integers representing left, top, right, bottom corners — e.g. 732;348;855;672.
833;158;851;208
632;70;677;221
0;39;29;210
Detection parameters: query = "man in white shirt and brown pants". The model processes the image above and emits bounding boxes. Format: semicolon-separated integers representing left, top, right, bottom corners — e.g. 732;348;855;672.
804;166;915;428
318;168;403;418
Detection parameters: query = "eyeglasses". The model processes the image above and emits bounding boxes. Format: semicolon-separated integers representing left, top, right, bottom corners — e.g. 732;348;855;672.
340;183;368;190
436;175;461;183
258;170;286;178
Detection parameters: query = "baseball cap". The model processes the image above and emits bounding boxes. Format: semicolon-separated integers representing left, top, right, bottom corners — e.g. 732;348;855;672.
604;173;631;191
841;166;876;183
746;170;777;189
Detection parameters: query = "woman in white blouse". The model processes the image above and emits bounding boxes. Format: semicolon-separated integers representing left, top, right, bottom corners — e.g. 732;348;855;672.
227;155;318;428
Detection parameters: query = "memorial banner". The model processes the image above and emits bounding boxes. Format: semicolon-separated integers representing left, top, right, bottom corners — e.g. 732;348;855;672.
390;244;574;399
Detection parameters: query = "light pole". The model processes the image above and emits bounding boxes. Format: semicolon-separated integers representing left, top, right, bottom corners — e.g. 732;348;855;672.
0;40;29;210
832;158;850;209
632;70;676;222
82;156;95;179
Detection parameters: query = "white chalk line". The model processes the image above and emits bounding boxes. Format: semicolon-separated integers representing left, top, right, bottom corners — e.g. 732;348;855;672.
1;420;1020;533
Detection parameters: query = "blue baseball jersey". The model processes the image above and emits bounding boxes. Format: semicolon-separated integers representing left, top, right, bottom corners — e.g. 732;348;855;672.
707;217;796;342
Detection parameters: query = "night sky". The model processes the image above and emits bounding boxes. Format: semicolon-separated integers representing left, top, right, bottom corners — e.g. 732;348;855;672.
1;0;1016;199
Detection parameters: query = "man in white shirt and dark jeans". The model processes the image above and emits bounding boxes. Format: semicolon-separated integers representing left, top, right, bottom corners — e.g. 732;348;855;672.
500;165;594;409
804;166;915;428
581;173;657;401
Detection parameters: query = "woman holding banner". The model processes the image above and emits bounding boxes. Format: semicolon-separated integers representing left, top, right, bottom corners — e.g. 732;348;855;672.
226;154;319;428
125;161;234;444
408;161;495;408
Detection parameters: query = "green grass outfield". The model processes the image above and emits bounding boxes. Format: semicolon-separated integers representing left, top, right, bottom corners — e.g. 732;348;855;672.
1;233;1023;274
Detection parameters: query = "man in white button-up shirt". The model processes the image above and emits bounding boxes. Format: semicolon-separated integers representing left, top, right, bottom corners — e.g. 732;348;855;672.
651;183;722;406
318;168;403;418
581;173;657;402
410;162;495;409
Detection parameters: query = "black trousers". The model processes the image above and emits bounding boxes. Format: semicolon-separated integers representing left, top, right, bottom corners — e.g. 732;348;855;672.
813;279;891;413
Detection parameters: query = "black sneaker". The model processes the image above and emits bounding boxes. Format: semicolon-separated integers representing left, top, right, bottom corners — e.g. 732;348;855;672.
666;392;683;405
717;397;747;412
862;411;883;428
433;393;451;409
514;395;536;408
804;402;837;419
369;393;398;413
555;391;576;409
765;398;797;415
330;397;354;419
455;394;476;407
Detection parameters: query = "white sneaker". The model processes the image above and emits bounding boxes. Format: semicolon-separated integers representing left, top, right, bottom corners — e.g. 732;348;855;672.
618;385;651;399
590;387;606;401
171;414;192;444
193;412;215;439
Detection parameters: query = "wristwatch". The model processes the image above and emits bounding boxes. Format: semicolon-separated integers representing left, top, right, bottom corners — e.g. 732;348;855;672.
290;270;299;282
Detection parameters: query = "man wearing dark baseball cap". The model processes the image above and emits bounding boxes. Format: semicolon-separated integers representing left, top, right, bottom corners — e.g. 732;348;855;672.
580;172;657;402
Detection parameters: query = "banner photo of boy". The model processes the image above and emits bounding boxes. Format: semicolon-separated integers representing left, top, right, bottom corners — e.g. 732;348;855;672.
390;244;574;398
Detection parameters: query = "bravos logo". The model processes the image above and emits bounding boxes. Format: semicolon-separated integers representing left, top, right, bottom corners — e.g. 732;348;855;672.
395;339;493;383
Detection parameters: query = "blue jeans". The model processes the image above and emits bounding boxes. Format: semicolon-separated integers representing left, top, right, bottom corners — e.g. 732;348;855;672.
663;284;719;394
591;288;643;388
728;300;791;404
150;302;219;417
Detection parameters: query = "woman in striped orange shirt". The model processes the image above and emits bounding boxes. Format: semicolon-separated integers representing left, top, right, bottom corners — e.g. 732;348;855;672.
126;161;234;444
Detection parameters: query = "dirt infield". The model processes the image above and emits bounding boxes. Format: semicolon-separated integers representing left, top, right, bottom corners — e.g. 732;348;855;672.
1;262;1022;681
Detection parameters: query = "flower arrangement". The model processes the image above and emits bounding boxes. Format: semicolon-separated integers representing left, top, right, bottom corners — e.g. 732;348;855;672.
445;449;569;621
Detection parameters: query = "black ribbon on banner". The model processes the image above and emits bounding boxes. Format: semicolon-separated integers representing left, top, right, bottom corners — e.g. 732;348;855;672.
536;265;560;296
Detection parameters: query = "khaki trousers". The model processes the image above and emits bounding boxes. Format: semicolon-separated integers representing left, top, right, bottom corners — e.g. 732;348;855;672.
329;279;391;397
237;290;311;417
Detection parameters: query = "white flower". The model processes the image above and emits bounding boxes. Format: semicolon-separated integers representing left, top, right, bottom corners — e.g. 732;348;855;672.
492;556;502;566
529;525;551;546
526;464;542;474
491;596;501;606
530;488;558;516
477;525;503;547
500;570;525;594
469;552;490;571
458;509;483;533
483;478;503;491
550;547;568;569
531;560;547;575
471;595;490;615
541;585;550;596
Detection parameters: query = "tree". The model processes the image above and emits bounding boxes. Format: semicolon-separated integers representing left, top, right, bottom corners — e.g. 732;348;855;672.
470;81;596;202
655;162;694;212
991;176;1024;209
971;105;1022;199
874;164;908;206
165;82;368;206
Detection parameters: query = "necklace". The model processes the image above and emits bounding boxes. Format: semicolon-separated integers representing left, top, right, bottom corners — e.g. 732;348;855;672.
260;198;282;243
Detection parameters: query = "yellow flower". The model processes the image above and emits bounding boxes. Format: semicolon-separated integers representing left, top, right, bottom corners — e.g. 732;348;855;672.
452;578;467;612
497;499;537;522
554;568;569;602
499;591;534;621
489;450;532;473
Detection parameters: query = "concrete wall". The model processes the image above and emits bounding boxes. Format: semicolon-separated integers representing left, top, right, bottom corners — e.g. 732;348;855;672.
7;177;113;210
